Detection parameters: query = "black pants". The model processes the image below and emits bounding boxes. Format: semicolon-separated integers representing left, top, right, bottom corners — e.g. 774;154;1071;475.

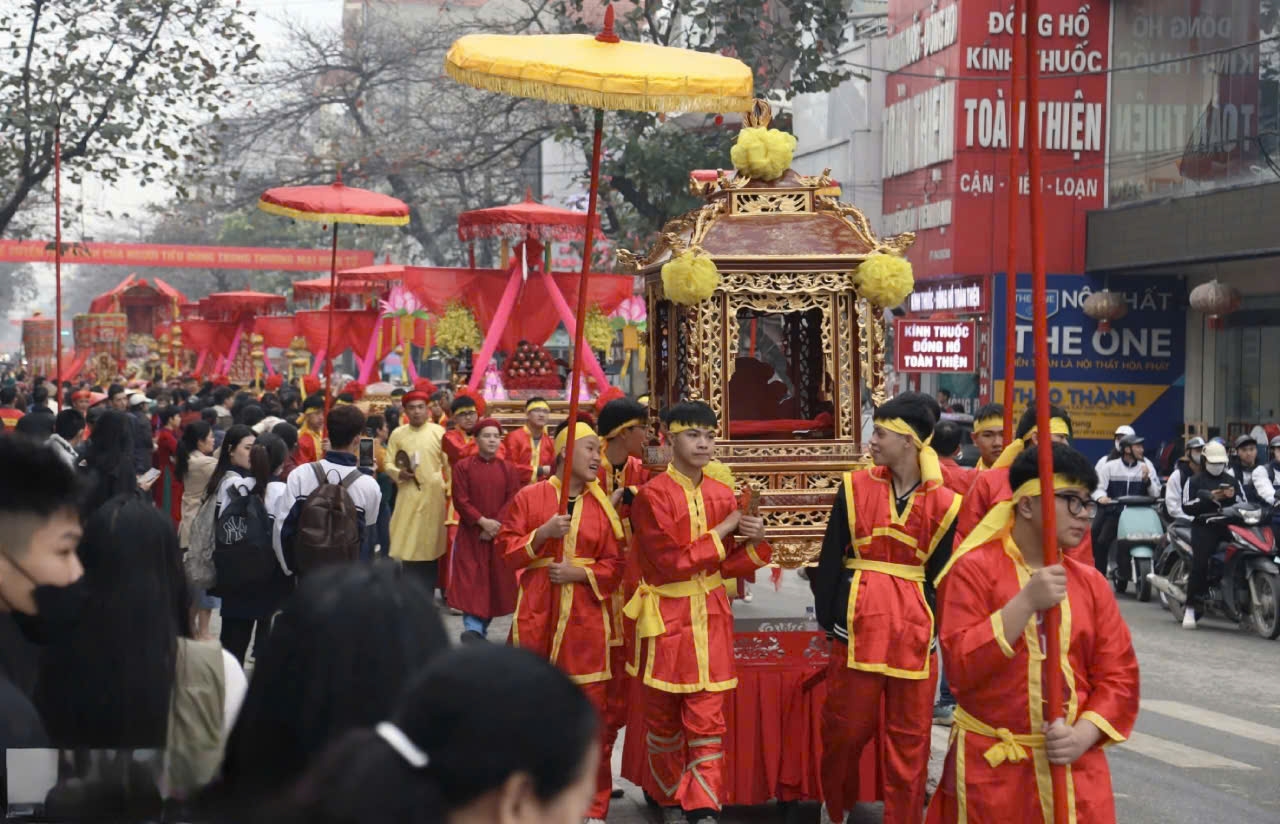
221;616;268;665
402;559;440;599
1092;505;1121;575
1187;522;1225;611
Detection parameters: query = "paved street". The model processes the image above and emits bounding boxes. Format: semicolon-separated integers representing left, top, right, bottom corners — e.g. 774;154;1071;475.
446;570;1280;823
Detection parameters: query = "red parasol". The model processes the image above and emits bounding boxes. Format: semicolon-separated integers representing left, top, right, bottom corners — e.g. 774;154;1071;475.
292;276;387;302
336;262;410;281
202;291;287;317
457;187;602;243
259;171;410;425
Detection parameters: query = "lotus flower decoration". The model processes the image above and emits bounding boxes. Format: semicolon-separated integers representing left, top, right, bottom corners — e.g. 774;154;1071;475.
380;285;429;321
610;295;647;332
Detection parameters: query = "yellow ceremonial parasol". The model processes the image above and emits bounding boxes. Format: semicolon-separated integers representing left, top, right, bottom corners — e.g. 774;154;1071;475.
445;7;753;511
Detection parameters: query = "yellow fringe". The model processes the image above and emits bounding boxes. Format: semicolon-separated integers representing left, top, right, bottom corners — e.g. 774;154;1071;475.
444;62;754;115
257;199;410;227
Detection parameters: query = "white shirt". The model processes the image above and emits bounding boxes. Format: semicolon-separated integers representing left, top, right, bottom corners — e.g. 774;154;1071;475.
216;471;256;513
1094;456;1161;501
282;458;382;526
1231;463;1276;505
1165;465;1190;520
220;648;248;738
263;479;291;574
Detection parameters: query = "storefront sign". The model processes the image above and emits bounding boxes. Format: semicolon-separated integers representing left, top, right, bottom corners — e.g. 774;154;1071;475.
992;274;1186;460
895;320;977;372
1109;0;1262;205
882;0;1112;279
906;277;988;314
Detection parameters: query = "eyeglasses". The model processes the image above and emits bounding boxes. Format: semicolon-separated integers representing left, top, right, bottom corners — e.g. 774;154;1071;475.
1055;493;1098;518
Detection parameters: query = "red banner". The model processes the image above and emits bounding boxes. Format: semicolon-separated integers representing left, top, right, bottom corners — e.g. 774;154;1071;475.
0;240;375;272
882;0;1111;278
895;319;977;372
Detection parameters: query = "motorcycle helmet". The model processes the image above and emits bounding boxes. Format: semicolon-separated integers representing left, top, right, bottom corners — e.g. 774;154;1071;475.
1114;425;1135;441
1186;436;1206;464
1234;433;1257;450
1203;441;1229;476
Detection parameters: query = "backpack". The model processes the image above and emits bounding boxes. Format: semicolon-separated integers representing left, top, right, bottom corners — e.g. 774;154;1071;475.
213;484;277;594
184;494;219;592
293;463;362;575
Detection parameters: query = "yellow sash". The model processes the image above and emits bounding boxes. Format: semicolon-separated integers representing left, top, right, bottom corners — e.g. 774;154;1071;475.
842;557;925;582
623;571;725;639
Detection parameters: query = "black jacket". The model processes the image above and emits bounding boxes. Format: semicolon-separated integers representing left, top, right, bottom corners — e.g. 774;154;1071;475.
1183;470;1246;519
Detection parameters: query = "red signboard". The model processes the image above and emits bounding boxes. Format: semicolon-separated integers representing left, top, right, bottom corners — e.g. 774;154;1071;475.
882;0;1111;279
0;240;375;272
895;319;977;372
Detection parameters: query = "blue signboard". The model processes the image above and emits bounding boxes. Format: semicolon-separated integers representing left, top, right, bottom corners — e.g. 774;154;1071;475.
992;273;1186;462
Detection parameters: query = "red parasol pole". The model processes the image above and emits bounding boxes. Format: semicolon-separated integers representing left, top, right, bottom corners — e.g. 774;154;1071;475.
1024;1;1069;820
54;128;62;410
1002;0;1022;442
557;108;605;513
324;222;338;436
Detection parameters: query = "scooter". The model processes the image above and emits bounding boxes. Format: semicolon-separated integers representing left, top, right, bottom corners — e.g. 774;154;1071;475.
1149;503;1280;638
1108;495;1164;601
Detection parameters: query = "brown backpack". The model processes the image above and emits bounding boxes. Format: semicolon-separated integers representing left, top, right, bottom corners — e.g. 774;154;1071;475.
294;463;362;574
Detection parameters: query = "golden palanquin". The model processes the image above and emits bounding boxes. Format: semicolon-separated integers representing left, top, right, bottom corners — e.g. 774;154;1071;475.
621;167;913;566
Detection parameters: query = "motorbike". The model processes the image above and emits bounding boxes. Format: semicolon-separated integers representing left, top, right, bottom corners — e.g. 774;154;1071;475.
1106;495;1164;601
1148;502;1280;639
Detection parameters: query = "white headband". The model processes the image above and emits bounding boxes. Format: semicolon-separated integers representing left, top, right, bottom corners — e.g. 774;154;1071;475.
376;721;429;769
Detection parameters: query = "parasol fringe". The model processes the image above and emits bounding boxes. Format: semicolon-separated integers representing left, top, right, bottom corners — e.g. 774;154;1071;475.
444;63;753;115
257;200;410;227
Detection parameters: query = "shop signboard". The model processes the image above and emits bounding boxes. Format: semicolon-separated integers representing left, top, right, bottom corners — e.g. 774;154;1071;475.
906;276;988;314
882;0;1112;279
992;273;1186;460
895;320;977;372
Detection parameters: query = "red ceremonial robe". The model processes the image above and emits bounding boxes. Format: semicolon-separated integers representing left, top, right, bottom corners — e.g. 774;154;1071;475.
939;457;977;497
627;466;772;813
448;453;522;620
443;428;505;592
503;425;555;486
498;476;623;820
927;537;1140;824
961;467;1094;565
296;424;323;466
152;428;182;525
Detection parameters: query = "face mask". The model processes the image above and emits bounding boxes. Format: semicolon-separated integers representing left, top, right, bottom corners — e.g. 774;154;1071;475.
1;557;88;646
1206;462;1226;477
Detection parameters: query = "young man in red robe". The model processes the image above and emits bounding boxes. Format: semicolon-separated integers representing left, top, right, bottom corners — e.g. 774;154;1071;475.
928;444;1140;823
295;394;325;466
810;392;961;824
625;401;771;824
449;417;523;643
596;396;654;798
503;397;555;486
958;403;1093;566
969;403;1005;472
442;390;495;597
498;419;623;824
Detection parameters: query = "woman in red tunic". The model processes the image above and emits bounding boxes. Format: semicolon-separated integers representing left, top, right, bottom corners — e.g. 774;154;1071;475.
152;405;183;525
448;417;523;642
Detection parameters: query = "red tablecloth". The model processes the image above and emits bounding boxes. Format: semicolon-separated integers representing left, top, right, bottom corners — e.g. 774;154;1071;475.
620;631;883;806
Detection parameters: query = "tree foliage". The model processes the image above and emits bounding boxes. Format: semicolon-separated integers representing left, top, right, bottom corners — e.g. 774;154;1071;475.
0;0;260;238
542;0;853;236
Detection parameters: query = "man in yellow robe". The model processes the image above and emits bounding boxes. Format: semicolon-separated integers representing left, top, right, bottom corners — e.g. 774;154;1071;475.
387;389;449;597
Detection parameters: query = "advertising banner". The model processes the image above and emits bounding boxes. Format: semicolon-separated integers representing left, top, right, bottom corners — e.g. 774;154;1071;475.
882;0;1112;279
895;320;977;372
0;240;375;272
992;273;1186;460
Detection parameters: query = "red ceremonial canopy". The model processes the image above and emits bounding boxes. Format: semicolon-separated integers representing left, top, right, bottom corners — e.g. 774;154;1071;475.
201;291;287;317
292;276;386;301
258;180;411;226
336;262;409;281
456;188;603;242
253;315;300;350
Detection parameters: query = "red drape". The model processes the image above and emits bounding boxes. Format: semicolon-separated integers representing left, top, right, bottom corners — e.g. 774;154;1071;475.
253;315;298;350
181;319;236;356
293;310;381;355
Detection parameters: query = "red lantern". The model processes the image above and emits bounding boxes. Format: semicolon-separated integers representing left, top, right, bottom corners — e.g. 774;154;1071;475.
1082;289;1128;333
1189;279;1241;330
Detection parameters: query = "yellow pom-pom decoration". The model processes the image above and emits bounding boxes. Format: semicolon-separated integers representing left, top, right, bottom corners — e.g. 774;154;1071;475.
703;460;735;490
434;301;482;356
583;305;615;356
854;253;915;309
661;250;721;306
730;126;797;181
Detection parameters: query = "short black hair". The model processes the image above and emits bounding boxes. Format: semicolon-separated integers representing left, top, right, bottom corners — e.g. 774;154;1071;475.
272;421;299;451
0;386;17;406
1008;443;1097;496
327;404;366;450
366;414;386;433
212;387;233;405
55;408;85;441
450;396;477;415
201;407;219;426
302;395;326;412
240;404;266;428
107;384;125;399
390;388;406;398
661;400;717;430
0;436;82;557
525;396;547;410
599;399;648;438
14;413;54;440
31;385;48;405
937;388;952;401
972;403;1004;423
430;390;448;403
1015;403;1072;440
873;392;937;442
336;393;354;405
931;420;965;457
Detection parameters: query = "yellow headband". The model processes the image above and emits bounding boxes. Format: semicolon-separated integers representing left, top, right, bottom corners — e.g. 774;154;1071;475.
668;421;714;435
554;421;598;455
937;472;1088;584
992;417;1071;469
604;419;646;441
973;415;1003;433
874;417;943;486
526;401;551;413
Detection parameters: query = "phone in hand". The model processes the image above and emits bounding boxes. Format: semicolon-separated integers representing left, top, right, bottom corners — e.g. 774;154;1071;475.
359;437;375;469
139;467;161;485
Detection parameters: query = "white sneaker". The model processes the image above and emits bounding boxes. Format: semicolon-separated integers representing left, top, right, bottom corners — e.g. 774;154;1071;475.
819;806;847;824
584;819;606;824
661;808;688;824
1182;608;1197;630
